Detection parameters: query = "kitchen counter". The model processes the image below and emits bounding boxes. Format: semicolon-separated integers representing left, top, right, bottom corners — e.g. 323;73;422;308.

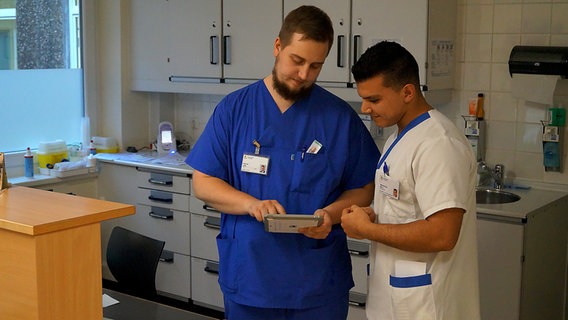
97;153;568;221
476;186;568;220
94;151;192;175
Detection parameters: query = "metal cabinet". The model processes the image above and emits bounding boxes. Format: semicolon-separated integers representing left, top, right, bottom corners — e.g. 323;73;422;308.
347;239;369;320
189;194;224;311
130;0;280;92
284;0;456;92
477;200;568;320
98;162;192;301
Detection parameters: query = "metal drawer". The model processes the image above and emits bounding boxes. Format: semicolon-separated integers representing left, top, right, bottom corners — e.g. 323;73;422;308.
137;188;190;212
190;213;220;261
348;240;369;294
156;251;191;300
136;169;190;194
190;257;224;311
135;204;190;255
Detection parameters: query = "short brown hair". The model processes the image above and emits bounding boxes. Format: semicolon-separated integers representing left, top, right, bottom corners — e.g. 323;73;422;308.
278;5;334;54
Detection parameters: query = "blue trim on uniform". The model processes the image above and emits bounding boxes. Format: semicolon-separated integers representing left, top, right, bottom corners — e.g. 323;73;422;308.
389;273;432;288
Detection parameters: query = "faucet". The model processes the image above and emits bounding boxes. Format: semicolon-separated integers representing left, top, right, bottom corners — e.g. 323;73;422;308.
493;164;505;190
477;161;505;190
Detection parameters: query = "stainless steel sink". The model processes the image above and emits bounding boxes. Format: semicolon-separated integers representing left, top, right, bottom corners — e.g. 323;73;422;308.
476;188;521;204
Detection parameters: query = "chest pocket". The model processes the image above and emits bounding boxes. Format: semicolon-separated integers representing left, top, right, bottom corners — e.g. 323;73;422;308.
290;151;338;195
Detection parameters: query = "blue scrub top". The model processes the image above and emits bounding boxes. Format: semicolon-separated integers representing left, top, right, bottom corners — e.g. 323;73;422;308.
186;80;380;309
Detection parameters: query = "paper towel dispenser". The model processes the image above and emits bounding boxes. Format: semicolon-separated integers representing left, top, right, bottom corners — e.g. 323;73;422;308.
509;46;568;77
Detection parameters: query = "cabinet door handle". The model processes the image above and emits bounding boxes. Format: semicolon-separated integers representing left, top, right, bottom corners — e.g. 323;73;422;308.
159;250;174;263
202;204;220;212
223;35;231;65
203;216;221;230
148;195;173;203
337;35;345;68
353;35;361;64
210;35;219;65
148;178;172;186
204;261;219;274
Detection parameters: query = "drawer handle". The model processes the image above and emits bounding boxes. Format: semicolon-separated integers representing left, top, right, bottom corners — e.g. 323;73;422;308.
348;300;366;307
348;249;369;257
149;211;174;220
204;216;221;230
204;261;219;274
202;204;220;212
159;250;174;263
148;178;173;186
148;195;173;203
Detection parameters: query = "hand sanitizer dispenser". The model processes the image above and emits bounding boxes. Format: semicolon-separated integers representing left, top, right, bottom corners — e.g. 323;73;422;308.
542;107;564;172
463;115;485;161
157;121;176;154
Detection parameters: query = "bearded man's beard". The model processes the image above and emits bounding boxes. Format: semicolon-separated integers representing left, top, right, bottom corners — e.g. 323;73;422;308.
271;68;313;101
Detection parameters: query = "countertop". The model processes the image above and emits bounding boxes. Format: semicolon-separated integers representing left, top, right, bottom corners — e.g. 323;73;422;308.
0;185;135;235
476;186;568;220
94;151;192;175
19;152;568;222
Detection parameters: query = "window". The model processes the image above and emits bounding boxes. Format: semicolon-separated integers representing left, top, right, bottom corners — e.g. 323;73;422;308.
0;0;84;152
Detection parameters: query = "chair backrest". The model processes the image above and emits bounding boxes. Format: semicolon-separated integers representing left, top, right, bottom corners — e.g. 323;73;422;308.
106;226;165;298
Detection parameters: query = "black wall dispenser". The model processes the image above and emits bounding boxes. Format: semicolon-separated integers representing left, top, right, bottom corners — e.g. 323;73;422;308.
509;45;568;77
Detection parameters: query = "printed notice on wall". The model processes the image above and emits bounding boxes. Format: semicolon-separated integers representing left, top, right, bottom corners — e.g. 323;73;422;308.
430;40;454;77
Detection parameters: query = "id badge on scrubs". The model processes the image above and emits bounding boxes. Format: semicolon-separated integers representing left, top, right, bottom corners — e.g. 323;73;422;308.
378;174;400;199
241;153;270;175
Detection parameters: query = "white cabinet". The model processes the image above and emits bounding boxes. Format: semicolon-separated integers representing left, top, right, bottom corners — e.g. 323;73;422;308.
35;176;97;198
347;239;369;320
130;0;281;92
98;162;192;301
285;0;456;96
477;215;524;320
189;194;224;311
477;201;568;320
284;0;352;85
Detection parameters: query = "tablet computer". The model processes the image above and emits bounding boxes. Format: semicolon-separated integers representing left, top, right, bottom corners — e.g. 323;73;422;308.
263;214;323;233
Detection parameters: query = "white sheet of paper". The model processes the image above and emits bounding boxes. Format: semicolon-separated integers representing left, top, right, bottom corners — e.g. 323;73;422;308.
395;260;427;277
103;293;120;308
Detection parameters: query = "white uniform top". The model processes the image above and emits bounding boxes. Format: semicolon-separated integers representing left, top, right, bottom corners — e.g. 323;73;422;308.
366;110;481;320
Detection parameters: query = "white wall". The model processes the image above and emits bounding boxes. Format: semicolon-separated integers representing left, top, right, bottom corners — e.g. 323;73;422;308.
454;0;568;185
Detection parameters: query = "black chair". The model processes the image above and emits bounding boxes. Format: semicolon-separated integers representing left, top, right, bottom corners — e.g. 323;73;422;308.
106;226;165;299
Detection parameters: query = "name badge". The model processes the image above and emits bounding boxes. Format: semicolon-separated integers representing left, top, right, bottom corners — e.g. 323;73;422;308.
378;174;400;199
241;153;269;175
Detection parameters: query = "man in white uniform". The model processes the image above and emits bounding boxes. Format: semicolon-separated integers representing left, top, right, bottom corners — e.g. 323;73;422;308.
341;41;481;320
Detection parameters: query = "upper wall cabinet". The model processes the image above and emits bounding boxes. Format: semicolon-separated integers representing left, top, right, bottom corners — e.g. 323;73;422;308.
284;0;352;86
130;0;282;92
284;0;456;92
131;0;456;101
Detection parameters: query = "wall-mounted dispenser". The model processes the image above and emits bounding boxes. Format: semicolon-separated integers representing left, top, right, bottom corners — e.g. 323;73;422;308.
542;107;565;172
463;115;485;162
509;46;568;105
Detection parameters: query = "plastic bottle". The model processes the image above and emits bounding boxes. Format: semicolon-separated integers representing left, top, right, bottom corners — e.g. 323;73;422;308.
24;147;34;178
89;139;97;155
476;93;485;120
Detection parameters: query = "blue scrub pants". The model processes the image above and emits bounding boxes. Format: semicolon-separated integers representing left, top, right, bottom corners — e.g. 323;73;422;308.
223;293;350;320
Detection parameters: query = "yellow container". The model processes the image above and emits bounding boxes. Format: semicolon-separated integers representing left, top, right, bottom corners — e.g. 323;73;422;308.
92;136;119;153
37;140;69;168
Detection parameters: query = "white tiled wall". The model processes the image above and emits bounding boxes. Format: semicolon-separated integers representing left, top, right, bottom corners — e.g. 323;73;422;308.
456;0;568;185
174;0;568;187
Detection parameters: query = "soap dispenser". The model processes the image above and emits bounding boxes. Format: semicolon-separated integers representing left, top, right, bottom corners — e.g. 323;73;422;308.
542;107;565;172
463;116;485;161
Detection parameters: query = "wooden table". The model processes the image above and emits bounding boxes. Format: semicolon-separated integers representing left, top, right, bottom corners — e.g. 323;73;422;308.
0;186;135;320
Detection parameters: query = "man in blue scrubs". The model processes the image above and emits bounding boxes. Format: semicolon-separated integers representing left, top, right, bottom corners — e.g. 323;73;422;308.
186;5;380;320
